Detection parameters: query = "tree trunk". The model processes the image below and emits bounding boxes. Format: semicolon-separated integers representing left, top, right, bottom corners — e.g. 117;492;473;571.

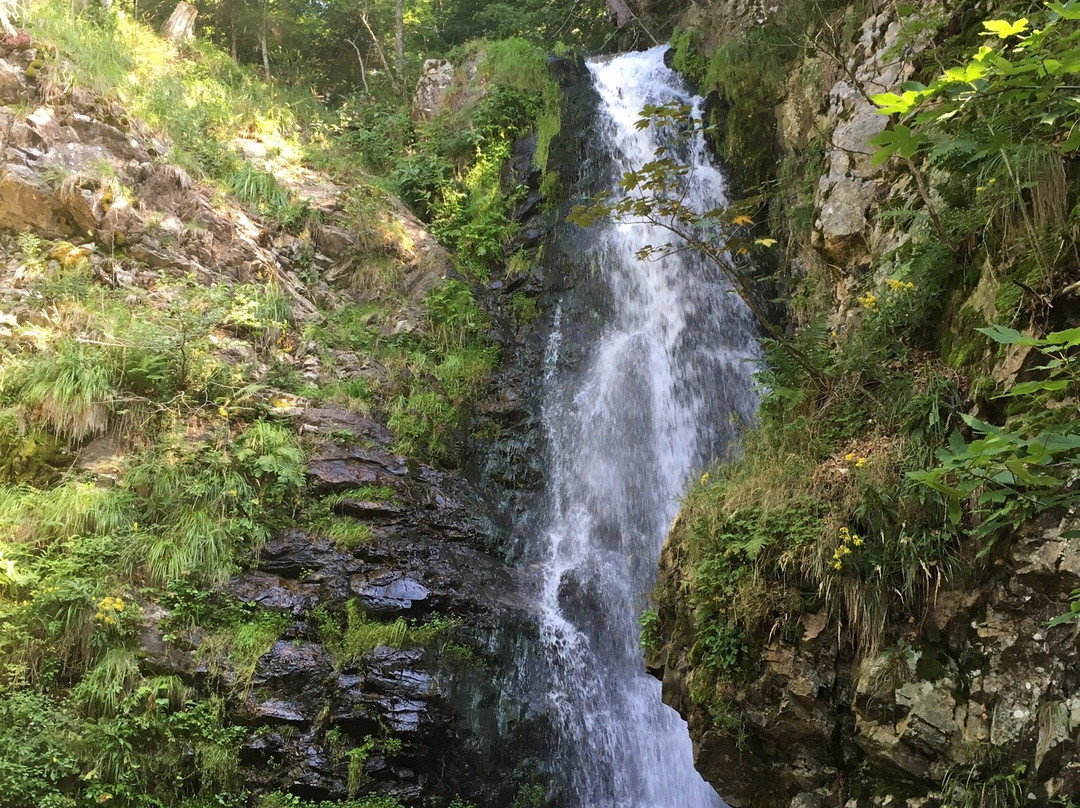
161;1;198;42
360;11;402;96
395;0;404;79
259;0;270;80
161;1;197;41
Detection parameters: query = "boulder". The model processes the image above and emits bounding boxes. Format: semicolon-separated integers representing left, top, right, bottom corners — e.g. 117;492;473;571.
412;59;454;121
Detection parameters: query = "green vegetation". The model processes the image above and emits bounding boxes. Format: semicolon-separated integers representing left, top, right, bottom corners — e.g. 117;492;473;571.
670;25;799;190
312;600;463;668
1;0;566;800
651;1;1080;771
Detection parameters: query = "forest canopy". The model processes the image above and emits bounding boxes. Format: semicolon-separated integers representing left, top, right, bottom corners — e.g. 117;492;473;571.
126;0;619;93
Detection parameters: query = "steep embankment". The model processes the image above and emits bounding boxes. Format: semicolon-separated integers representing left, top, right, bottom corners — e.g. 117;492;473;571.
0;12;555;808
650;1;1080;807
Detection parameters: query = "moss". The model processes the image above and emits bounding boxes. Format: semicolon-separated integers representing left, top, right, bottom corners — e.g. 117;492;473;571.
915;646;950;682
670;28;706;83
993;278;1023;321
942;302;989;369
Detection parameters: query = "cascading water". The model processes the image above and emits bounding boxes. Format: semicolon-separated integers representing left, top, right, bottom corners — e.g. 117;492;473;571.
525;46;761;807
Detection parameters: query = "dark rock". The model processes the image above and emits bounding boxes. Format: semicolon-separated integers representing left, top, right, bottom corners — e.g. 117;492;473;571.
257;528;350;578
350;573;431;616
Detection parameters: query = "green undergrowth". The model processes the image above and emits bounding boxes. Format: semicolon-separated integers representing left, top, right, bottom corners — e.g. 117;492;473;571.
380;38;559;278
0;3;551;805
312;600;462;668
0;234;483;804
660;0;1080;747
299;277;498;463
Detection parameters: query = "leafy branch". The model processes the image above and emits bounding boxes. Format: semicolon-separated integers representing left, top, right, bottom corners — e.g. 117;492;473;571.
910;324;1080;547
568;102;822;382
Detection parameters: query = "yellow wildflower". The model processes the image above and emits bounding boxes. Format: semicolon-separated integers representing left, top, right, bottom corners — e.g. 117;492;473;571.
857;292;878;311
844;452;856;462
855;457;867;468
852;536;863;546
832;560;843;570
701;472;710;485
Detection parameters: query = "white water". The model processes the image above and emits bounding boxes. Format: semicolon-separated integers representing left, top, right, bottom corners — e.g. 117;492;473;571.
528;46;761;807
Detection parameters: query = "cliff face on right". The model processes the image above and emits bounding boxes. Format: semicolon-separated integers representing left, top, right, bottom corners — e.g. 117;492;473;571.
648;1;1080;806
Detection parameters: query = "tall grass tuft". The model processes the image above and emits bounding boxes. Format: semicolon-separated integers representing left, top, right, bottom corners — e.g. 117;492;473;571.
73;646;141;718
20;342;115;442
132;507;234;586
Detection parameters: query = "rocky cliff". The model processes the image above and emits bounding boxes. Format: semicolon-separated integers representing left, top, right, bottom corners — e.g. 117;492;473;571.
651;1;1080;807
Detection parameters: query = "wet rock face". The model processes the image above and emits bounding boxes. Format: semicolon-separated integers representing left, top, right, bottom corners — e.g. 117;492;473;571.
133;407;535;806
219;409;527;804
1;27;554;808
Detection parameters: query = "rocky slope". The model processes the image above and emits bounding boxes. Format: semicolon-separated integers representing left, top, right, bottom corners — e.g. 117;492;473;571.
649;1;1080;807
0;27;553;808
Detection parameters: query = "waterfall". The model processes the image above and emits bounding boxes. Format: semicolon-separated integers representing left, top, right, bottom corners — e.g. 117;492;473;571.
522;46;762;807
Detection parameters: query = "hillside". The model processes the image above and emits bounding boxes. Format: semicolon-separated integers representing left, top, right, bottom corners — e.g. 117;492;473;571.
0;5;567;807
646;1;1080;807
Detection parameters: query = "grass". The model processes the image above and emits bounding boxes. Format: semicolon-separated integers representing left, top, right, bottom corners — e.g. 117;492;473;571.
18;342;116;442
0;6;540;806
72;645;140;718
474;38;561;171
198;610;289;693
325;518;375;549
28;0;322;226
314;600;411;667
0;480;134;547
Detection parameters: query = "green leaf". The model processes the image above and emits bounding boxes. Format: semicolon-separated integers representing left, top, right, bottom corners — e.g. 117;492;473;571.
1046;327;1080;347
907;470;965;498
961;413;1005;436
941;61;991;84
1061;126;1080;152
982;18;1030;38
1047;611;1079;628
1048;2;1080;21
999;379;1069;397
976;324;1041;345
947;497;962;524
868;125;928;163
870;91;915;116
1036;433;1080;453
